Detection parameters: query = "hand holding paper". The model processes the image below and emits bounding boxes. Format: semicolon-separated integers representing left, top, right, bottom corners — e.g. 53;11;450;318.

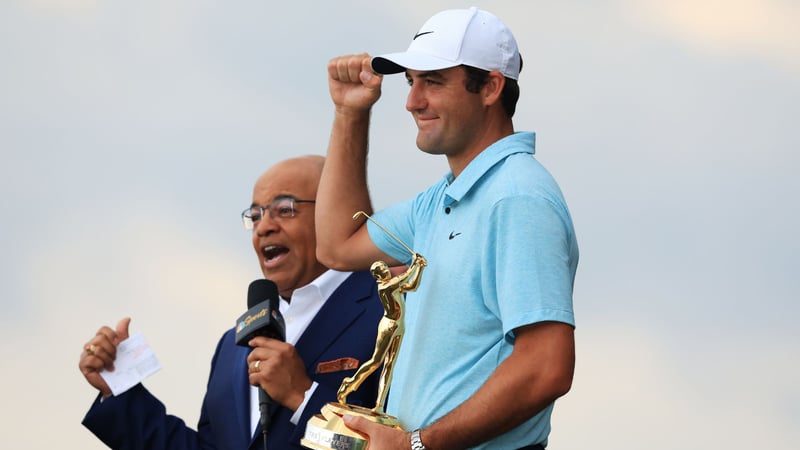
99;332;161;396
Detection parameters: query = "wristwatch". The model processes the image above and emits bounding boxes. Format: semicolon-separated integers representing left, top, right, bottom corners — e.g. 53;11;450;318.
410;429;427;450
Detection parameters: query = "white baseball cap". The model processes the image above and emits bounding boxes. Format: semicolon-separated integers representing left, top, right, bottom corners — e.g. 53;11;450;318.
371;7;521;80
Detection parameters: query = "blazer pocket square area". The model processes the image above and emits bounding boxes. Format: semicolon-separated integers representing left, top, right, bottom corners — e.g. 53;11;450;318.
316;357;360;374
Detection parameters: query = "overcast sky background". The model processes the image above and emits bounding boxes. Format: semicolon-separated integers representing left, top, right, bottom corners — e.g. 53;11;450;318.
1;0;798;449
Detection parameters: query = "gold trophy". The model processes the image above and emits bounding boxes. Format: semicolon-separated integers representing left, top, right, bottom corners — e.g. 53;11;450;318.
301;212;427;450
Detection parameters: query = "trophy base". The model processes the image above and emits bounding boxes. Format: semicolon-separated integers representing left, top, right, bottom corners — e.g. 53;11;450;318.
301;403;402;450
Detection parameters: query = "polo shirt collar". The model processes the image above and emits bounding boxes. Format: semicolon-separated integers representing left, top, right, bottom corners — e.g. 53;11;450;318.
443;132;536;206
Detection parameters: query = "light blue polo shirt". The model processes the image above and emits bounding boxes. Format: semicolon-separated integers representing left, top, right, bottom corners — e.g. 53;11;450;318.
368;131;578;449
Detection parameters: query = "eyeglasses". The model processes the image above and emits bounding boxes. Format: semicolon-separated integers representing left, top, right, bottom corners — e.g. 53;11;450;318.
241;196;316;230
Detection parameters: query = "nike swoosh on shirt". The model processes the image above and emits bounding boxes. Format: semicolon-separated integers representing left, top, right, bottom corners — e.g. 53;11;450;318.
413;31;434;40
449;231;462;240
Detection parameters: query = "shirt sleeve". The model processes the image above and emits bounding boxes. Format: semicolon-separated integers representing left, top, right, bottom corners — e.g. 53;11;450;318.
487;194;578;340
369;197;418;265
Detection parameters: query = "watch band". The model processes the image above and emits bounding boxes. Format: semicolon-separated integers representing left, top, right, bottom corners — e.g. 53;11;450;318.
410;429;427;450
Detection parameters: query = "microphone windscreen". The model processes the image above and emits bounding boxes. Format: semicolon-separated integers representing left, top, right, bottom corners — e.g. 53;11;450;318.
247;279;279;308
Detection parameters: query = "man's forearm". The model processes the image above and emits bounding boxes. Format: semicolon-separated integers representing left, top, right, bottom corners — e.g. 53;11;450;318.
419;322;575;449
316;109;375;270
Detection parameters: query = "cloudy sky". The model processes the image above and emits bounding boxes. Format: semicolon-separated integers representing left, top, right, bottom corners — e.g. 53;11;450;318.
1;0;798;449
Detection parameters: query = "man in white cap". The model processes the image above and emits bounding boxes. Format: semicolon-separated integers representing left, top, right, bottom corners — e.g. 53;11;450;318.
317;7;578;450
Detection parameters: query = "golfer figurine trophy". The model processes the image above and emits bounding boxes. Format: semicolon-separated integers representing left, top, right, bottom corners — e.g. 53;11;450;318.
301;211;427;450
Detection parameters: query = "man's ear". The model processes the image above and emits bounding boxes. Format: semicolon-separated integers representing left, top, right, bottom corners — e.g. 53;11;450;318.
482;70;506;106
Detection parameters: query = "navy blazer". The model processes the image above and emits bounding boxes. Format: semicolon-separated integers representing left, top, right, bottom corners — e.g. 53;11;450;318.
83;271;384;450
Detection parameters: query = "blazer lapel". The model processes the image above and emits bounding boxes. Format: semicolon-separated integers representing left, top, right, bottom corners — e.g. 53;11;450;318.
229;343;256;445
294;271;374;370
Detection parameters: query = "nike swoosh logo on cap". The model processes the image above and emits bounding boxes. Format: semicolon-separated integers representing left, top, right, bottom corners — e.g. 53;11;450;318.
413;31;434;40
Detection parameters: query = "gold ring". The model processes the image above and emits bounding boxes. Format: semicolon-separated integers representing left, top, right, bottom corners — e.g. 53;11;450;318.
85;344;97;355
254;360;261;370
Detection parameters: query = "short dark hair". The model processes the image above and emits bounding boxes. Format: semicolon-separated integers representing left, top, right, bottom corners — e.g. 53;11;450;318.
462;55;523;118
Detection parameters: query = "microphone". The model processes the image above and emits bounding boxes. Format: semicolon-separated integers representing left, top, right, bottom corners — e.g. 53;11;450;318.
235;279;285;448
235;279;285;345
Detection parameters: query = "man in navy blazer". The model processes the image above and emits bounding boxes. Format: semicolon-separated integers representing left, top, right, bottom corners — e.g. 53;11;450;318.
79;155;385;449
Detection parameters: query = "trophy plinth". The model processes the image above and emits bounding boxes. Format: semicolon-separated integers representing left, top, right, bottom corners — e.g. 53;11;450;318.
301;403;402;450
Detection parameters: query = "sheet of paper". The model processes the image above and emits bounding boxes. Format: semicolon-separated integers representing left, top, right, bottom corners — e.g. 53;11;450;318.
100;331;161;396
